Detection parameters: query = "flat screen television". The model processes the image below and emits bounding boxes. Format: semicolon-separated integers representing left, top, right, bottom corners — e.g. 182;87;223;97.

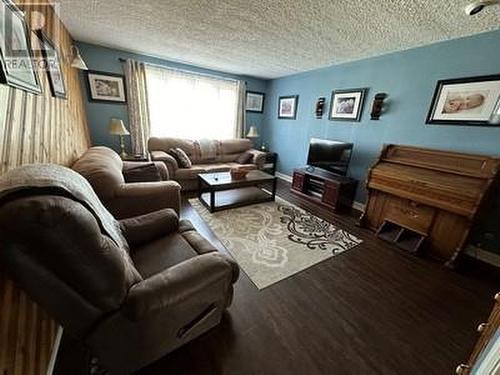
306;138;353;176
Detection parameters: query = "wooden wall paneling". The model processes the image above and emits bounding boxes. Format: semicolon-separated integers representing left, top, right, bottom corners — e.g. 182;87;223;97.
0;0;91;173
0;0;91;373
0;277;59;375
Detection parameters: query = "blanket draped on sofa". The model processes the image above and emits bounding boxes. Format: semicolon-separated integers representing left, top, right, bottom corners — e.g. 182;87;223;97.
196;139;219;161
0;164;128;251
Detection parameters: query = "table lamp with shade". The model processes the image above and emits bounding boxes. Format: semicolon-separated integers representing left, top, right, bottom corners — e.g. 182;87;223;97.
246;125;267;151
246;125;259;139
109;118;130;158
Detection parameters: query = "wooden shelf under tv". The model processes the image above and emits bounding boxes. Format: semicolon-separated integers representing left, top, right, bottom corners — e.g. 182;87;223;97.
291;167;357;212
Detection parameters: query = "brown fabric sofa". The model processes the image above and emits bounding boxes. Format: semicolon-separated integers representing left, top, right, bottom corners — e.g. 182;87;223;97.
0;168;239;374
72;146;181;218
148;137;267;191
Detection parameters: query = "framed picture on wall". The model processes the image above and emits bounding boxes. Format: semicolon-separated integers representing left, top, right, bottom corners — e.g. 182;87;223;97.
278;95;298;119
491;96;500;124
86;70;127;103
246;91;265;113
36;31;66;99
426;74;500;126
329;88;367;122
0;0;42;94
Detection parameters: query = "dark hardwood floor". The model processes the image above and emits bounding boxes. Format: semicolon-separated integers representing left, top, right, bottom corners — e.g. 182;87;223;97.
56;179;499;375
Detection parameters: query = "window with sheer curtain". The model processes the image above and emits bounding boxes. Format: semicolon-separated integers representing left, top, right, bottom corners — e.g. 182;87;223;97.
145;65;243;139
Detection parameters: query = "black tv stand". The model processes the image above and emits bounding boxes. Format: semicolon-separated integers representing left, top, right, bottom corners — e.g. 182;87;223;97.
291;166;357;212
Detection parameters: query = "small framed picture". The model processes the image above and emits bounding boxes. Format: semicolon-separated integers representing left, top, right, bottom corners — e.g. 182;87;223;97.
278;95;299;119
36;31;66;99
489;95;500;125
329;88;367;122
246;91;265;113
0;0;42;94
426;74;500;126
86;70;127;103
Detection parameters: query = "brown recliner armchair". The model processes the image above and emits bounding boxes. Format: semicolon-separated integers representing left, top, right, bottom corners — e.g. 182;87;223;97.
0;165;239;374
72;146;181;219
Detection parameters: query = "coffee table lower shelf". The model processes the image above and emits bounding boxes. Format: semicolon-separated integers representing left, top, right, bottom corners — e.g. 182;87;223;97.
198;187;275;213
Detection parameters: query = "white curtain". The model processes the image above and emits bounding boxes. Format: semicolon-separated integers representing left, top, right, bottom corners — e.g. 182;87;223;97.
145;65;241;140
124;59;151;155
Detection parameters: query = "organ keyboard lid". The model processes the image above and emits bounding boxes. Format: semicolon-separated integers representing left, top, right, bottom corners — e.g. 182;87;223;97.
380;145;500;178
367;145;500;218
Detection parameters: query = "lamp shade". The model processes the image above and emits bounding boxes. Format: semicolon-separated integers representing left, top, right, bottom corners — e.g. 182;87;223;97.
109;119;130;135
246;125;259;138
71;46;88;70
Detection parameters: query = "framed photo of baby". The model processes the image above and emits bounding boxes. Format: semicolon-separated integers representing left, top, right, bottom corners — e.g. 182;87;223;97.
426;74;500;126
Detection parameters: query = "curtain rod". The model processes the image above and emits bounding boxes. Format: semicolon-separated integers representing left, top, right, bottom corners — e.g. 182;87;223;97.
118;57;243;83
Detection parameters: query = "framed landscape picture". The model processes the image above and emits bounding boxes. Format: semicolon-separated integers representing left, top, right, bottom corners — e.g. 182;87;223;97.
246;91;265;113
426;74;500;126
278;95;298;119
0;0;42;94
37;31;66;99
329;88;367;122
86;70;127;103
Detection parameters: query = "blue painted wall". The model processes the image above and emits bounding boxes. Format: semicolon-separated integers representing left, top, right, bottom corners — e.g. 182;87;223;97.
77;42;268;153
262;30;500;204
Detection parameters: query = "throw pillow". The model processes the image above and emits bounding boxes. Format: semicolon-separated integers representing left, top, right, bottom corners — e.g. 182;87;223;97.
169;148;192;168
123;163;161;183
236;152;253;165
167;148;179;162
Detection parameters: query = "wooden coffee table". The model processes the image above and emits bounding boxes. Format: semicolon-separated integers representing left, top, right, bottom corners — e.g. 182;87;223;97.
197;170;277;213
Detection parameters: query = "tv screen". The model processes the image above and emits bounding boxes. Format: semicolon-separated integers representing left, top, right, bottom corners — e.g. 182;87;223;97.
306;138;353;175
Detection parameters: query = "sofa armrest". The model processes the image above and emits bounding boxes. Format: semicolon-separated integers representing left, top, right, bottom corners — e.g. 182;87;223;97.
150;151;178;178
123;252;238;320
120;208;179;247
107;181;181;219
247;149;267;169
152;162;169;180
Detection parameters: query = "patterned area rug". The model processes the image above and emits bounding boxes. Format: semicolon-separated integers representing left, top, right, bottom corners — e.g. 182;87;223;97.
189;197;362;289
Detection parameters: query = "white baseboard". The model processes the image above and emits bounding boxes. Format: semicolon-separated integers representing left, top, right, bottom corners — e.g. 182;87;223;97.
276;172;292;183
275;172;365;211
352;201;366;212
465;245;500;268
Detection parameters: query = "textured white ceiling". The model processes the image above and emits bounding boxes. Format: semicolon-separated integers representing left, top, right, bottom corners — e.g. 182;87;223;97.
57;0;500;79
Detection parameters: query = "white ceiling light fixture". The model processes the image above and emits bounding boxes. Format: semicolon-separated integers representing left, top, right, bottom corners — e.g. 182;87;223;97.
465;0;500;15
70;45;88;70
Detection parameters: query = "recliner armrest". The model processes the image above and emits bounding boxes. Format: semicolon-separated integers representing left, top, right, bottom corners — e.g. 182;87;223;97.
123;252;238;321
247;149;267;169
107;181;181;219
150;151;178;178
120;208;179;247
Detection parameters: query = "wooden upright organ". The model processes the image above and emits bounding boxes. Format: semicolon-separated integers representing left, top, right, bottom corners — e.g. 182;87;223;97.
360;145;500;265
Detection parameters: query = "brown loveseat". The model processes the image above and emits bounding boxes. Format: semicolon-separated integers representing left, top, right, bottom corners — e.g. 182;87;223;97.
0;165;239;374
148;137;267;191
72;146;181;218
